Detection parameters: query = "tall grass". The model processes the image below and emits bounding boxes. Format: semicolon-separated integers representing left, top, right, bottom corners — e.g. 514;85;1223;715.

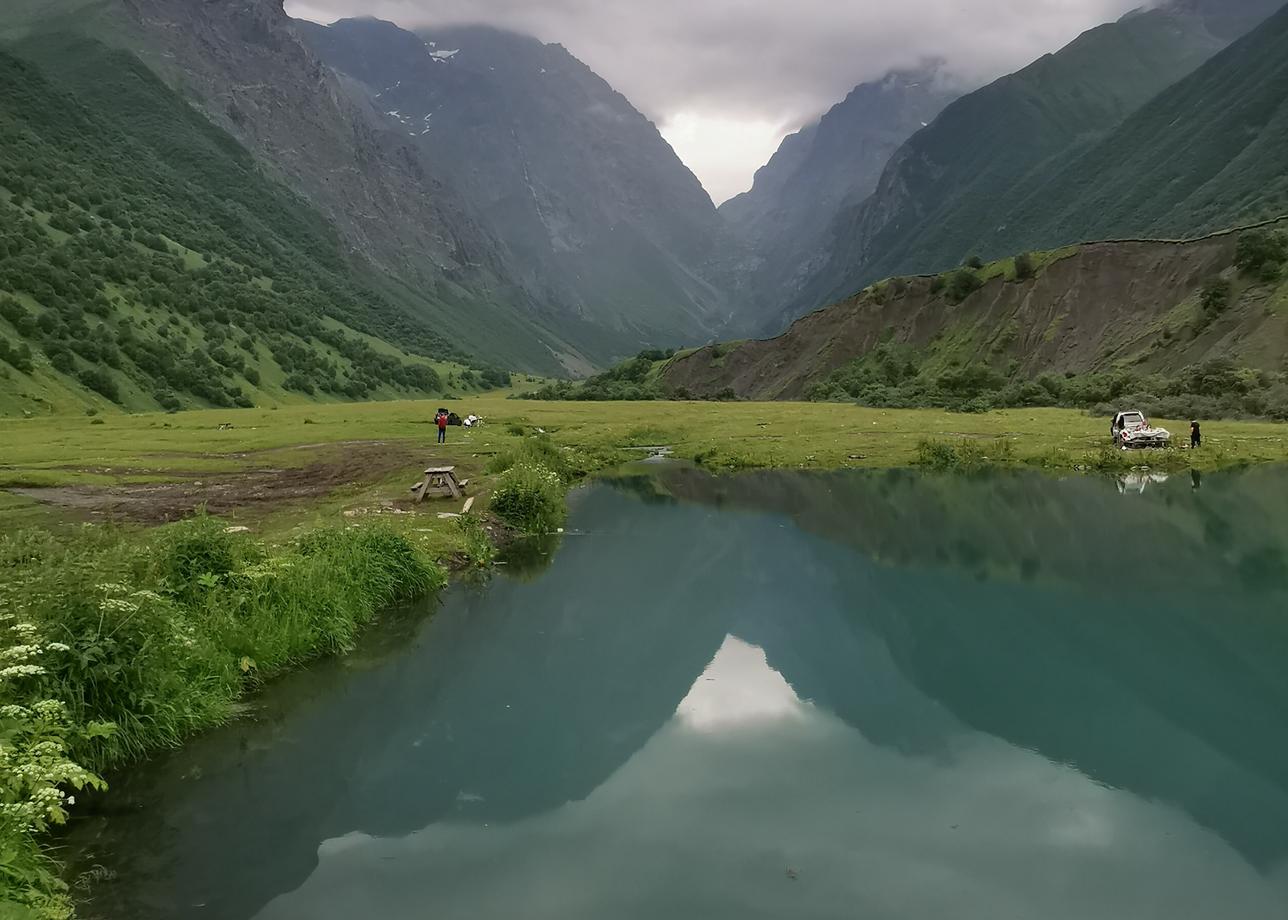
486;434;572;535
916;438;1015;471
490;463;567;534
0;516;443;915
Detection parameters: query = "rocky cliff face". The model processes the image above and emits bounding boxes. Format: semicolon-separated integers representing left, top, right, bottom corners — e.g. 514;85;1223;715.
122;0;488;282
298;17;733;348
661;225;1288;400
719;67;960;334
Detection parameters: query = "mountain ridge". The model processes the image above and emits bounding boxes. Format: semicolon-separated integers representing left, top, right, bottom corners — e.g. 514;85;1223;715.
788;0;1285;328
296;17;735;350
718;64;961;333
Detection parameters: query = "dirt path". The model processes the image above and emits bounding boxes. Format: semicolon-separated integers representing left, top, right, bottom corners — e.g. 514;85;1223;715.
9;441;425;524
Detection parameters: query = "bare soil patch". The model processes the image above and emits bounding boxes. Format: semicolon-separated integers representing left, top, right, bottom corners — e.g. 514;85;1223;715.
9;441;424;524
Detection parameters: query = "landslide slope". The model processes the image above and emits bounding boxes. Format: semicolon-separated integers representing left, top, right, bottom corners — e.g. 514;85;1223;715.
660;225;1288;401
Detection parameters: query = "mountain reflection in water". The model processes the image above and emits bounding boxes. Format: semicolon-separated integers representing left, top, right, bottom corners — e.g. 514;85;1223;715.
67;467;1288;920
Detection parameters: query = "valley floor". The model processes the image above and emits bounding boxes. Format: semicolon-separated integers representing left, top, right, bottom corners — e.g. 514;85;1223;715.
5;397;1288;542
5;396;1288;916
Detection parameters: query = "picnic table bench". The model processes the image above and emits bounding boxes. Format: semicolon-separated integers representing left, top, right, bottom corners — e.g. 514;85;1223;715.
410;466;469;503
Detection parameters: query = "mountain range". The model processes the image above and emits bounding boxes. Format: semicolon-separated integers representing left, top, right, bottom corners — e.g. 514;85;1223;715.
1;0;1287;414
789;0;1288;325
296;17;734;349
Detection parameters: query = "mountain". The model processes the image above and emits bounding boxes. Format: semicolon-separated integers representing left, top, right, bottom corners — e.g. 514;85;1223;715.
296;18;732;349
791;0;1285;326
7;0;731;373
719;66;960;332
3;0;615;376
976;0;1288;256
659;224;1288;401
0;39;511;416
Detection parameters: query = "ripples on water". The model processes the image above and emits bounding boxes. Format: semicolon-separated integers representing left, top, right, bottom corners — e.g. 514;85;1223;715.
68;467;1288;919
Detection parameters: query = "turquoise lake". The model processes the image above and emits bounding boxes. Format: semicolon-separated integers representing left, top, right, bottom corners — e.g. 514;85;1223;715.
68;466;1288;919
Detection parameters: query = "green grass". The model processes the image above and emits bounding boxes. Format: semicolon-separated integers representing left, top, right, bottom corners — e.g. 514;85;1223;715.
1;394;1286;917
4;397;1287;524
0;515;442;917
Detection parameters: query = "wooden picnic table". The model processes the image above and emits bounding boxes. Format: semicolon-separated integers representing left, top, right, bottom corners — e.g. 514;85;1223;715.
411;466;468;503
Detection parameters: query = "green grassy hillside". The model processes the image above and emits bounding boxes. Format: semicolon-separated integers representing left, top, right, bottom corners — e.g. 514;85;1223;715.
985;1;1288;254
796;0;1283;319
0;39;510;416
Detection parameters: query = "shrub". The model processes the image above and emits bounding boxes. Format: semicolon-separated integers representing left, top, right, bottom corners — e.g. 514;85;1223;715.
148;514;245;597
916;438;1013;471
1235;229;1287;281
77;366;121;402
965;255;985;270
490;463;566;534
945;269;983;303
1013;252;1035;280
1200;277;1232;320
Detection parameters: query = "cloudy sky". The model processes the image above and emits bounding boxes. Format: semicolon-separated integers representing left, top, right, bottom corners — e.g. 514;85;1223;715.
286;0;1144;203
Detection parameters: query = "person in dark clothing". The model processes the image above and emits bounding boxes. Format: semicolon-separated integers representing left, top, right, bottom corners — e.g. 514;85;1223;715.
436;410;448;444
1190;421;1201;449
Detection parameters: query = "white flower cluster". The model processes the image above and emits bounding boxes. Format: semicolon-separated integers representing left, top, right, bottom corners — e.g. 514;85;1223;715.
0;692;106;834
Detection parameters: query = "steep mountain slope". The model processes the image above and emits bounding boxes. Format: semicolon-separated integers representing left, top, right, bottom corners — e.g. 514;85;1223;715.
4;0;650;373
0;41;501;416
719;67;960;333
660;224;1288;401
979;1;1288;256
793;0;1284;325
297;18;732;347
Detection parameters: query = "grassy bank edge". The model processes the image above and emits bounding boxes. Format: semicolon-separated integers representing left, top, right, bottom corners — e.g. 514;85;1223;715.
0;518;447;919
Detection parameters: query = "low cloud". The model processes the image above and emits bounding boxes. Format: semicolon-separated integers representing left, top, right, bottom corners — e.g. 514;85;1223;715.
286;0;1144;201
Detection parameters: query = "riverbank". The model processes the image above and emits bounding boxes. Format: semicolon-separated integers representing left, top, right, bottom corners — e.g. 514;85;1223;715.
4;397;1288;915
0;518;443;917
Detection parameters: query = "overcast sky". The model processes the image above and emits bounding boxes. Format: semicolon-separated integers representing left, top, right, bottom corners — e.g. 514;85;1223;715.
286;0;1144;203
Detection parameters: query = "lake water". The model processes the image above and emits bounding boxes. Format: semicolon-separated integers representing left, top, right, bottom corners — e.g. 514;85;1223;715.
67;466;1288;919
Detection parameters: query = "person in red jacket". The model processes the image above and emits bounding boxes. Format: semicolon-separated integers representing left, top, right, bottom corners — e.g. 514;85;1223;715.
436;409;448;444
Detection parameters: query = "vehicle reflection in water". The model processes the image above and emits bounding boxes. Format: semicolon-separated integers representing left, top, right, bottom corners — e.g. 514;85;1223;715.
1118;471;1170;494
66;466;1288;920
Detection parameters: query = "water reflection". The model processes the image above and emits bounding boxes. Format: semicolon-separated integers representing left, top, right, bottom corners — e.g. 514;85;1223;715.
67;468;1288;919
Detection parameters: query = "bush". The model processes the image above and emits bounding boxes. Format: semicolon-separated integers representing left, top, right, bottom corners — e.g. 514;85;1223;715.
916;438;1013;471
77;366;121;402
151;513;248;604
1200;277;1232;320
965;255;985;270
945;269;983;303
1013;252;1035;280
490;463;566;534
1235;229;1286;281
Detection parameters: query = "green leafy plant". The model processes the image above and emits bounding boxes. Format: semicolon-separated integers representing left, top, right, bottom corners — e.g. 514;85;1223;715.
490;463;567;534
